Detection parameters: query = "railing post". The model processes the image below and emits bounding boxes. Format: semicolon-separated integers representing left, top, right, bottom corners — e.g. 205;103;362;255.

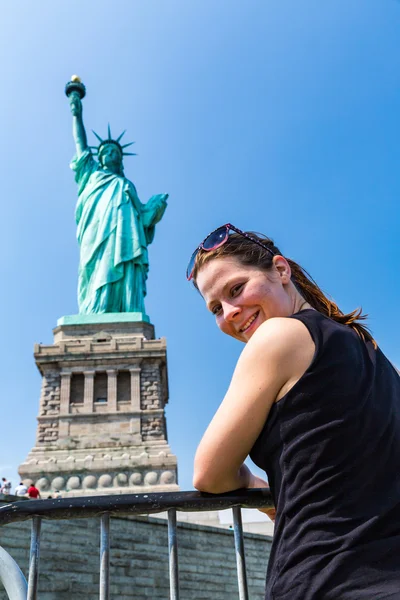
27;516;42;600
99;513;110;600
232;506;249;600
167;508;180;600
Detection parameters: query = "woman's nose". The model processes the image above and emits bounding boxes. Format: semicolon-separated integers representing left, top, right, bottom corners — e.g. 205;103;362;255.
223;303;241;322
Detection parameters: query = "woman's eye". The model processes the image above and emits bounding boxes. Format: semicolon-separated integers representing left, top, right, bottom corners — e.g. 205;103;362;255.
212;305;222;316
231;283;243;297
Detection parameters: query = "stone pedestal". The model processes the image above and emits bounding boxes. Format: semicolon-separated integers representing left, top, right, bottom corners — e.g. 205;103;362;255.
19;316;178;497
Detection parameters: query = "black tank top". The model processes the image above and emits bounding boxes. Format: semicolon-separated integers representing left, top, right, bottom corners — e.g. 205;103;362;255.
250;309;400;600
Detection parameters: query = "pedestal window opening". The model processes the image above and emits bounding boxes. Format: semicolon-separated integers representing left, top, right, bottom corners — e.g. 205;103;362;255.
94;372;108;403
70;374;84;404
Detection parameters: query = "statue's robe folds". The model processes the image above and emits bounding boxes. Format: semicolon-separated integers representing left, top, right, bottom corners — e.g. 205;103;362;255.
71;150;168;314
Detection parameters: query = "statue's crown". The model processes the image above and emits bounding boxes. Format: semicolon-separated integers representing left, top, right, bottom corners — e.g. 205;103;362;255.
90;124;136;158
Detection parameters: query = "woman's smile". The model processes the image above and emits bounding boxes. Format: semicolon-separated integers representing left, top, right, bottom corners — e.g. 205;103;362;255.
239;310;260;334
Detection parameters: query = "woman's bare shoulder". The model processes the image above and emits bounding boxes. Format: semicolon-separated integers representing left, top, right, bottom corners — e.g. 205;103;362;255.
241;316;315;397
247;315;313;353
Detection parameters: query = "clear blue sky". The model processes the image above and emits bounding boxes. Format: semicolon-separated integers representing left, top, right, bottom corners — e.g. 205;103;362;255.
0;0;399;491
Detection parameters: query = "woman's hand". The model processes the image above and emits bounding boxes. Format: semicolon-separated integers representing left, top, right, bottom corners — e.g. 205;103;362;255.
259;507;276;521
247;471;276;521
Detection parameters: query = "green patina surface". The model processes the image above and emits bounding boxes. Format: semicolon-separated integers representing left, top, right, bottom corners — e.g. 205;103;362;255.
57;312;150;326
66;79;168;317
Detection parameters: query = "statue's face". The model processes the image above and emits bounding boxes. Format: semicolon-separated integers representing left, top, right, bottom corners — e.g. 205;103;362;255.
99;144;123;173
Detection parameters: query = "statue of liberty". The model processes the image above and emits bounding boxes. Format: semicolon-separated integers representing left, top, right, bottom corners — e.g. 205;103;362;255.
65;76;168;316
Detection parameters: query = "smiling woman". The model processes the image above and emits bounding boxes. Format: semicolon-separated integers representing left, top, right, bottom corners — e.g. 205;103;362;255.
188;225;400;600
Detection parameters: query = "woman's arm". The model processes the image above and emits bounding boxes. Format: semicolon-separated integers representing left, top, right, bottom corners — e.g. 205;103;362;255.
193;317;315;494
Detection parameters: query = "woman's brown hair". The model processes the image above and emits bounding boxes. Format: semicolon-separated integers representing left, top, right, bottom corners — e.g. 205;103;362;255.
192;232;375;346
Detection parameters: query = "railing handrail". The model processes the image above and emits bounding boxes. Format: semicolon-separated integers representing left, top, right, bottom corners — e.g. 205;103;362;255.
0;488;273;526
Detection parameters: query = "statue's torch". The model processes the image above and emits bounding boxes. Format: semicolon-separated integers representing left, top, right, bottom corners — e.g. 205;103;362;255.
65;75;86;100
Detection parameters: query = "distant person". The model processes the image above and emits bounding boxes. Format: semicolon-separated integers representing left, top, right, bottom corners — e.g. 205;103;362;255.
27;483;40;499
53;490;62;499
1;478;11;495
14;482;28;497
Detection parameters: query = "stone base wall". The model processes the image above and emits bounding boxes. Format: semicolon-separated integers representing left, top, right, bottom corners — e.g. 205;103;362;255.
0;513;271;599
19;443;178;497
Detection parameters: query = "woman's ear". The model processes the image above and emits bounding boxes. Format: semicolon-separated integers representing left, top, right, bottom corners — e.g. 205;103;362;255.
272;255;291;284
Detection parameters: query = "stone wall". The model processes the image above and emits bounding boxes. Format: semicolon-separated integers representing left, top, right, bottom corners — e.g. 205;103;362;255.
141;415;165;440
0;514;271;599
39;369;61;417
37;369;61;445
140;363;162;410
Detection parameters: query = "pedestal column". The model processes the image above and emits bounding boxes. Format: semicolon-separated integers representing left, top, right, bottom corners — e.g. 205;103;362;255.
84;371;95;413
60;371;72;414
130;367;141;411
107;369;117;412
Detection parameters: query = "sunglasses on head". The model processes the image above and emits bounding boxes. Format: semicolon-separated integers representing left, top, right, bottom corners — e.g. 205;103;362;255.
186;223;275;281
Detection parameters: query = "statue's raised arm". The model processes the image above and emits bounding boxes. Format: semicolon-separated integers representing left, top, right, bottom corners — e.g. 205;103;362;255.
65;76;88;157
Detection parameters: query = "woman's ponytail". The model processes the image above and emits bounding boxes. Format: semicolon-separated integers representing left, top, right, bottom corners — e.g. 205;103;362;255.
287;258;376;347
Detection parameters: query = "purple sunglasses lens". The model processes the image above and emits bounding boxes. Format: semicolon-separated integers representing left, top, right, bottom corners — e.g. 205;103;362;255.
202;226;228;250
187;226;229;279
186;250;198;279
